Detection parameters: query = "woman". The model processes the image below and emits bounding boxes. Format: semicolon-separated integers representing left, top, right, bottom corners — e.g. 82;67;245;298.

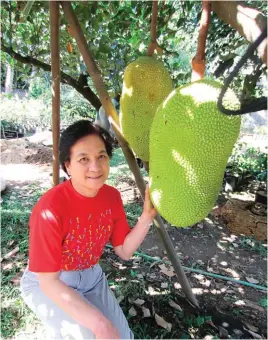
20;120;157;339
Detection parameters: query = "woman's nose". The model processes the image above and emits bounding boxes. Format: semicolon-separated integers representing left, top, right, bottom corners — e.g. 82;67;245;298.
88;159;101;171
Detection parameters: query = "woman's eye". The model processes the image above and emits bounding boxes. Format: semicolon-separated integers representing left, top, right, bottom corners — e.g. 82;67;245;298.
99;155;107;160
79;157;88;164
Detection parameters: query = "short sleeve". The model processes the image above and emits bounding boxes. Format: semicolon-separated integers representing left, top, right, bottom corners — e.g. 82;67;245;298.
110;191;131;247
28;204;63;272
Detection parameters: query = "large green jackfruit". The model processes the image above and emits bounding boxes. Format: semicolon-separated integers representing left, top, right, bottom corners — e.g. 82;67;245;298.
120;56;173;161
149;79;241;227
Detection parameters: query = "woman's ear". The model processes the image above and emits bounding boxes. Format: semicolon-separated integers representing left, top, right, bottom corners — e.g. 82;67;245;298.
65;161;71;176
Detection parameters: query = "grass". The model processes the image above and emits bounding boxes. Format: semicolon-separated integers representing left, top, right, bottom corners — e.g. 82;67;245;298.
1;182;48;339
108;147;148;187
239;236;267;256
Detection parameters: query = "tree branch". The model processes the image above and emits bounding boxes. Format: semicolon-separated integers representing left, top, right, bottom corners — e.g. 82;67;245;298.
194;0;211;63
148;1;158;56
211;1;267;66
1;44;101;110
191;0;211;81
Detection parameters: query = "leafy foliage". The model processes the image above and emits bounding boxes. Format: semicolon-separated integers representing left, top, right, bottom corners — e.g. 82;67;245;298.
28;73;50;98
0;94;47;131
1;0;266;107
227;142;267;181
1;77;96;131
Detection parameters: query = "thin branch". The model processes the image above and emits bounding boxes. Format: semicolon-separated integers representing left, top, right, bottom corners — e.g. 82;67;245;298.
148;1;158;56
1;44;101;110
191;0;211;82
151;1;158;43
194;0;211;63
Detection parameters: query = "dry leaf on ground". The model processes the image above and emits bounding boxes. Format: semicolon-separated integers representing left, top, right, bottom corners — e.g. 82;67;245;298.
243;299;265;312
245;277;259;284
134;298;145;306
155;313;172;332
168;299;182;311
161;282;168;289
158;264;175;277
244;323;259;332
247;330;263;339
129;306;137;316
161;268;175;277
142;306;151;317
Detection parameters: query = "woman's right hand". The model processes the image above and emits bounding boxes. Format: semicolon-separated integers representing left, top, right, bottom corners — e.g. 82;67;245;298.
95;319;120;339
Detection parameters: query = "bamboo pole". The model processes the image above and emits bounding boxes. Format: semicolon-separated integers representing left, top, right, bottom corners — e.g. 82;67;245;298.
49;2;60;186
60;1;199;308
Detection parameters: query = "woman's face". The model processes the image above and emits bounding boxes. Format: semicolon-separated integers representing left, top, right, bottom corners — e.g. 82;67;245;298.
65;134;110;197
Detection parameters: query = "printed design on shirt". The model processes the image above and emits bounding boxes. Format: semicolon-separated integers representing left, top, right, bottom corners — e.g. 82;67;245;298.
61;209;113;271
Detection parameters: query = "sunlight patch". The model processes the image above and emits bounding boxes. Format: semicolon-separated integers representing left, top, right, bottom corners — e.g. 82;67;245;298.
172;150;197;186
122;86;133;97
223;267;240;279
234;299;245;306
151;188;163;207
180;83;219;105
115;277;127;282
185;108;194;119
146;285;169;296
41;209;56;222
192;288;204;295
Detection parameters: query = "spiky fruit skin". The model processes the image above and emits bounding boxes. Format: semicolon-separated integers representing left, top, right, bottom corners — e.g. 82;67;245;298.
149;79;241;227
120;56;173;162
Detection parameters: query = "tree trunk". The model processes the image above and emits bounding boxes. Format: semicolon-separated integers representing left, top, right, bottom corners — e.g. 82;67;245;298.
211;1;267;66
5;62;14;94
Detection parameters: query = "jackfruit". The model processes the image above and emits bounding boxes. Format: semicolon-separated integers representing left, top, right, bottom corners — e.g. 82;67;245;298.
149;79;241;227
120;56;173;162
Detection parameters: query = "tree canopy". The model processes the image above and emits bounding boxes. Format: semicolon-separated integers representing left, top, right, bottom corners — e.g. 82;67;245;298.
1;1;267;111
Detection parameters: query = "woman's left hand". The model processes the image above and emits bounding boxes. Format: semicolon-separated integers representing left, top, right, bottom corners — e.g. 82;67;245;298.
143;185;158;220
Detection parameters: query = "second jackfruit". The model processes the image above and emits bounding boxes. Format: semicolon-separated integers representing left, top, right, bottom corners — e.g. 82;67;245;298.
149;79;241;227
120;56;173;162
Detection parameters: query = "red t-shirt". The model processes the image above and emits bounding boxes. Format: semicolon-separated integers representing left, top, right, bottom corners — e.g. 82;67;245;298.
28;180;131;272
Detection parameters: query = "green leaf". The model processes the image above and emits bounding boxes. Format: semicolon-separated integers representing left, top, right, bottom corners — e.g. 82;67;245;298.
22;46;28;54
130;270;137;278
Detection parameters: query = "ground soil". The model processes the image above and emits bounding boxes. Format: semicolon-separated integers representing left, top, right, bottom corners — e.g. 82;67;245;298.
1;138;53;165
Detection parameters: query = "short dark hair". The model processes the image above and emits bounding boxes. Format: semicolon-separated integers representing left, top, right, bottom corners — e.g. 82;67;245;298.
59;120;114;174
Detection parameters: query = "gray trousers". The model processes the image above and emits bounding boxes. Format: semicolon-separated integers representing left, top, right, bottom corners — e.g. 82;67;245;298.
20;264;134;340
